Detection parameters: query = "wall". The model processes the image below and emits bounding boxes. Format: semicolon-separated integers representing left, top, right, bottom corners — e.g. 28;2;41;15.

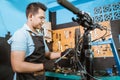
56;0;120;24
0;0;120;37
0;0;26;37
0;0;49;37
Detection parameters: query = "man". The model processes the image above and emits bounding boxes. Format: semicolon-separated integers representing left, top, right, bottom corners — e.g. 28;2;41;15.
8;2;69;80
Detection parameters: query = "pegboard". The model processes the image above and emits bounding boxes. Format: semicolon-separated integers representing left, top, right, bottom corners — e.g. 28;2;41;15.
52;26;81;52
52;21;113;57
91;21;113;57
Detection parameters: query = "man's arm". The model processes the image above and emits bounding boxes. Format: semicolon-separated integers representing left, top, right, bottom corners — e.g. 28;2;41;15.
11;51;44;73
45;52;61;59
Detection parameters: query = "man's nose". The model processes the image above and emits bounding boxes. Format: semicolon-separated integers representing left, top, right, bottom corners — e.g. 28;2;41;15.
41;20;45;23
41;19;46;24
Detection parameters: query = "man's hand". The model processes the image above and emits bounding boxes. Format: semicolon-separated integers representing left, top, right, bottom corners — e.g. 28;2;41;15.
61;48;75;58
43;60;55;71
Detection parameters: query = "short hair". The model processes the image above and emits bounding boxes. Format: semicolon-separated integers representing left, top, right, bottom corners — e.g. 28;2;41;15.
26;2;47;18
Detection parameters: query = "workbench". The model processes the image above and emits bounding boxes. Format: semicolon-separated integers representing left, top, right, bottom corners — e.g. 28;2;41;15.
45;71;120;80
45;71;81;80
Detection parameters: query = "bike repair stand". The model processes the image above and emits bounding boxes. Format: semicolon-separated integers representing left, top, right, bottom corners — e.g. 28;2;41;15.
92;38;120;75
82;29;94;80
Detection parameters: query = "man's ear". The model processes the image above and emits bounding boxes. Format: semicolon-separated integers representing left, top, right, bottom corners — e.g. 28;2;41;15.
28;13;33;19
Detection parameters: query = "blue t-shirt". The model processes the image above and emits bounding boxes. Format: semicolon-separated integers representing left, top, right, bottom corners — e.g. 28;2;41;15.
8;24;49;57
8;24;50;80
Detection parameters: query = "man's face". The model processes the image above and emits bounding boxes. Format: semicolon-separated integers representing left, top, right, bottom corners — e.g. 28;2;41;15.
32;8;45;29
